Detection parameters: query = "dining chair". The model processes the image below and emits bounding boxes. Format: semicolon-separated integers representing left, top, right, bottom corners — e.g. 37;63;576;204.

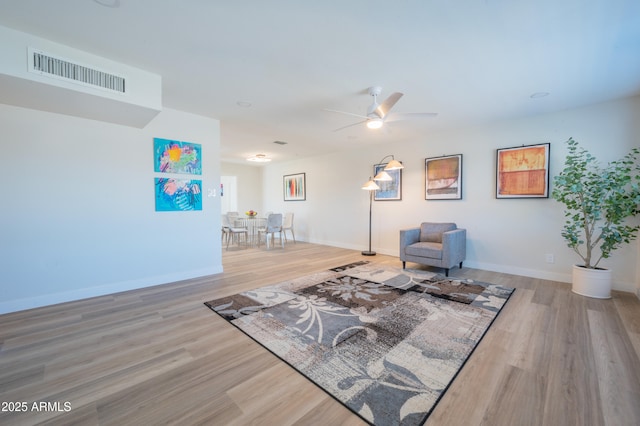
221;214;231;245
282;212;295;244
257;213;284;249
221;213;248;250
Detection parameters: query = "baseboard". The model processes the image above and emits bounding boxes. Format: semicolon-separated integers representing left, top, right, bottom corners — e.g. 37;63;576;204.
463;260;572;284
0;265;223;315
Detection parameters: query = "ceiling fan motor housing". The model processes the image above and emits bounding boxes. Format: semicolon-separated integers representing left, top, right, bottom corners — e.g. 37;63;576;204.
367;86;383;117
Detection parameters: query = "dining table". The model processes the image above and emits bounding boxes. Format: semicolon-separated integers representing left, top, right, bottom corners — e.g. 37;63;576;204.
233;216;267;246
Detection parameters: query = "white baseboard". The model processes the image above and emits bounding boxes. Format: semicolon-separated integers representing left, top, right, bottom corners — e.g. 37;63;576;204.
463;260;572;284
0;265;223;315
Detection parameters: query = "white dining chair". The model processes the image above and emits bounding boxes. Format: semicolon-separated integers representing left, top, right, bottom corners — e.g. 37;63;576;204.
221;213;248;250
282;212;295;244
257;213;284;249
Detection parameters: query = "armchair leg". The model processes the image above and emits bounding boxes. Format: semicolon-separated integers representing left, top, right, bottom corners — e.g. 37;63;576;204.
402;261;406;269
459;261;463;269
445;268;449;277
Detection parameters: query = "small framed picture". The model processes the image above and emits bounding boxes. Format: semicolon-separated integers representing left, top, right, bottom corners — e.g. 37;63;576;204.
374;163;402;201
496;143;550;198
283;173;306;201
425;154;462;200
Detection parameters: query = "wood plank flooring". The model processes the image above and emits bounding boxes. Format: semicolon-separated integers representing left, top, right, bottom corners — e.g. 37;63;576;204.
1;242;639;425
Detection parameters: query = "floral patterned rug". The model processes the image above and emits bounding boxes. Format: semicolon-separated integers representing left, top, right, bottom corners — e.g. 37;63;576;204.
204;261;514;425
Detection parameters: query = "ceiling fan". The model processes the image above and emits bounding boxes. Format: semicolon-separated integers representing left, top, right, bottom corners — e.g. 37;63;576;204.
324;86;437;132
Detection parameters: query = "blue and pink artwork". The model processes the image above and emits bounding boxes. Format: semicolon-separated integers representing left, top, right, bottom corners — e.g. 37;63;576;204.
155;178;202;211
154;138;202;175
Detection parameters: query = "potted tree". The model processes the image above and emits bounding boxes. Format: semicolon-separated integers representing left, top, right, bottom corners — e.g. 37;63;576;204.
552;138;640;298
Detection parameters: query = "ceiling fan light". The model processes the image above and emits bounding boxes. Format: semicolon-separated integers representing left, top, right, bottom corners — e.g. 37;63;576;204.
366;118;383;129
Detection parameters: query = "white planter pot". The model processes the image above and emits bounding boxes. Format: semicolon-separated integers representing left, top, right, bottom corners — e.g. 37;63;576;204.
572;264;612;299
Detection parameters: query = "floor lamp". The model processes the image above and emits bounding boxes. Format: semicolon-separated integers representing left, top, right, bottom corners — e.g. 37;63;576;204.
361;177;380;256
361;155;404;256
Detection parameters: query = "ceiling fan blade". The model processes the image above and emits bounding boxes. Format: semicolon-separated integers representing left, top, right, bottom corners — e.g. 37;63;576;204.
332;119;368;132
374;92;403;118
323;108;370;120
385;112;438;123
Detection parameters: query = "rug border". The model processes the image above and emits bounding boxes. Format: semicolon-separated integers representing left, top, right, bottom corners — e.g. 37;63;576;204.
204;268;515;426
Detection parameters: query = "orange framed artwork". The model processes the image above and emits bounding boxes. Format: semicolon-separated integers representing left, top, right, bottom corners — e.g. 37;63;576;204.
425;154;462;200
496;143;550;198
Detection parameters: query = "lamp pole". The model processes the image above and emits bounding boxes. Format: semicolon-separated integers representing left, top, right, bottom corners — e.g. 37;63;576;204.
362;188;376;256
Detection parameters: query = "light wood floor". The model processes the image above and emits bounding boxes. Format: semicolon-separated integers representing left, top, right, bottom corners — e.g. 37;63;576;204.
1;242;639;426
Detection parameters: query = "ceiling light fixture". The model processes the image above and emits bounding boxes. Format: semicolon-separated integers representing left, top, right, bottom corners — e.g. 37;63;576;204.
367;118;384;129
247;154;271;162
237;100;252;107
530;92;550;99
93;0;120;8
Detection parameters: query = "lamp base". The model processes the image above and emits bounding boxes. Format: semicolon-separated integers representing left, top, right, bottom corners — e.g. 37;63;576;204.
361;251;377;256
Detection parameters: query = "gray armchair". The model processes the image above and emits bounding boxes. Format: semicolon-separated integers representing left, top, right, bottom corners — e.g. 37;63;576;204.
399;222;466;276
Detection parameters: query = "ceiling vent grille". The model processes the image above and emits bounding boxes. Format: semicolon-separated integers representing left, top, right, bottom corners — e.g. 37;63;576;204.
29;48;126;94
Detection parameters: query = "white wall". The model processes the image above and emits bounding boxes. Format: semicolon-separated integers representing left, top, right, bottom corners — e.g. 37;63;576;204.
0;105;222;314
221;162;264;216
261;96;640;293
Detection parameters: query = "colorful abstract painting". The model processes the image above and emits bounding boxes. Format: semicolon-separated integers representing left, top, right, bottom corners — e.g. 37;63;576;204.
284;173;306;201
155;178;202;211
154;138;202;175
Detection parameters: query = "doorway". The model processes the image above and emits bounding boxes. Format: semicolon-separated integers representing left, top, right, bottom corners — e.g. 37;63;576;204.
220;176;238;213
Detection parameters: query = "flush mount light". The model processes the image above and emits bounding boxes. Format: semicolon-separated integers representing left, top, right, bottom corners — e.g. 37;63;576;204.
530;92;550;99
237;100;252;107
93;0;120;7
366;118;384;129
247;154;271;162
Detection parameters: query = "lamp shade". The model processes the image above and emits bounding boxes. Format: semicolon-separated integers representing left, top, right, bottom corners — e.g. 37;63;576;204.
373;170;392;181
361;179;380;190
384;159;404;170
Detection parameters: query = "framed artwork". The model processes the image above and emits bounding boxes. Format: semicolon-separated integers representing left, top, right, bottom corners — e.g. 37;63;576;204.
284;173;306;201
496;143;550;198
425;154;462;200
154;137;202;175
155;178;202;211
374;163;402;201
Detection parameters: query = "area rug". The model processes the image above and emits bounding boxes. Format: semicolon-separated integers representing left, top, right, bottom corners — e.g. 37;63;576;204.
204;261;514;425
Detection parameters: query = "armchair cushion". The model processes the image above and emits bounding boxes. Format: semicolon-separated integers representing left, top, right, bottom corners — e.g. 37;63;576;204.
420;222;456;243
405;242;443;259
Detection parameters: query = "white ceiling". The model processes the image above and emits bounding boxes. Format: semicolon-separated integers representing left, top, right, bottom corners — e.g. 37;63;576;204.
1;0;639;164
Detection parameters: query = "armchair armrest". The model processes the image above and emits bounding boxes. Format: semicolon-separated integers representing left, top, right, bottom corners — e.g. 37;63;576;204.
441;228;466;265
399;228;421;259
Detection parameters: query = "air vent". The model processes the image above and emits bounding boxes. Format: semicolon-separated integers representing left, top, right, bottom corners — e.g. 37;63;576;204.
273;140;288;145
29;48;126;94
